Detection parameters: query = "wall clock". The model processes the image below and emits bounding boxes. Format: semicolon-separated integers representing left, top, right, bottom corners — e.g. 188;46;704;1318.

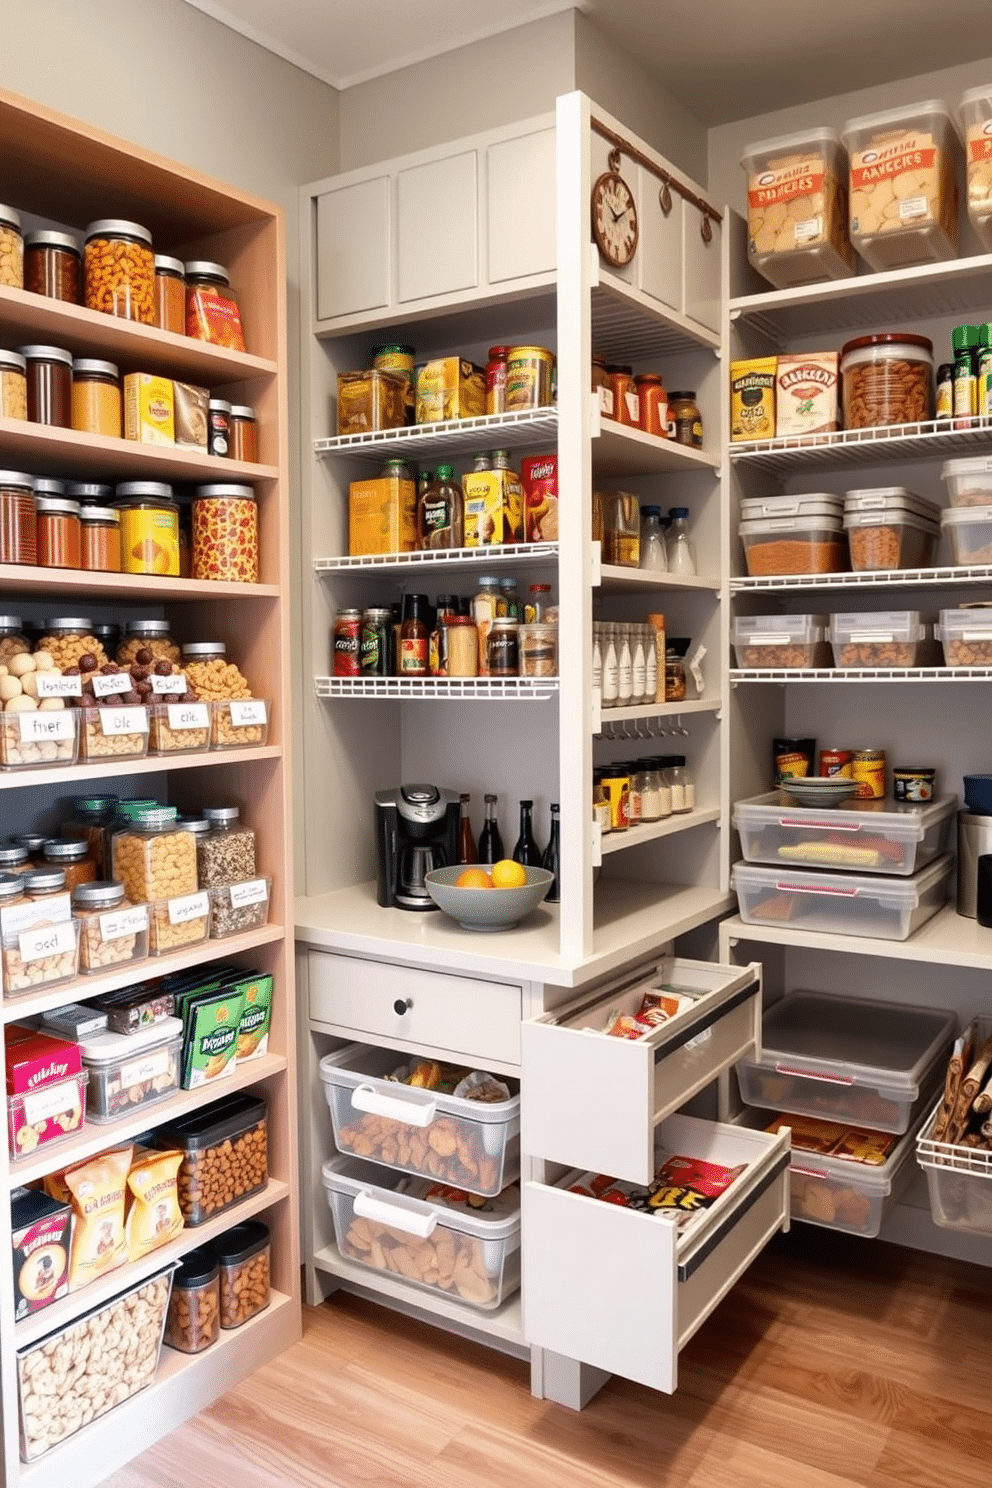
591;149;638;268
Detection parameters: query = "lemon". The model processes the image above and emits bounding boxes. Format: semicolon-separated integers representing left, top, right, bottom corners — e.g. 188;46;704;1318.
491;859;527;889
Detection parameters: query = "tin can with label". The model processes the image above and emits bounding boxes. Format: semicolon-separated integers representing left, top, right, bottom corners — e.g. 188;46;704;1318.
359;608;392;676
116;483;180;576
333;609;362;677
818;748;854;778
506;346;554;410
893;766;936;802
773;737;816;783
599;771;630;831
852;748;886;799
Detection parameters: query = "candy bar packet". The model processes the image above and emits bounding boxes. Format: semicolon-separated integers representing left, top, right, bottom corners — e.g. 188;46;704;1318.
568;1154;748;1231
602;988;699;1040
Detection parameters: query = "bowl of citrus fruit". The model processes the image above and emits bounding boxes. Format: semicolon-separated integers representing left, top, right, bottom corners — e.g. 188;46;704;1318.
425;860;554;931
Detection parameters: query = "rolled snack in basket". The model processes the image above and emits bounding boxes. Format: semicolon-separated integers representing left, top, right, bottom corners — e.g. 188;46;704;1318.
933;1028;974;1142
948;1035;992;1143
971;1069;992;1117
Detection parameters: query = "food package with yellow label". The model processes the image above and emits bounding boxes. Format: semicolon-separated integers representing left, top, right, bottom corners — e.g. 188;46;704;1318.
349;470;418;555
124;373;175;445
415;358;485;424
462;460;524;546
65;1144;133;1291
730;358;777;441
125;1147;184;1262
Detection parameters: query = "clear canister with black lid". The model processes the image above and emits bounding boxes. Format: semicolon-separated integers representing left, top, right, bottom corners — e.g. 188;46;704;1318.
115;481;180;577
24;230;82;303
153;254;186;334
19;344;72;427
0;350;27;422
164;1247;220;1354
215;1220;270;1328
0;204;23;287
0;473;36;566
84;219;155;323
192;483;258;583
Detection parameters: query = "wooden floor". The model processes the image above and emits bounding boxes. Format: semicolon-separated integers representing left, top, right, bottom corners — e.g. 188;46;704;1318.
102;1228;992;1488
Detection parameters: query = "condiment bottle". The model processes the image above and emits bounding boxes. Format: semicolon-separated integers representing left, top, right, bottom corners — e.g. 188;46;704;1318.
498;576;521;620
524;584;552;623
428;595;457;676
952;324;980;429
541;802;560;902
639;505;668;572
666;507;696;576
478;794;504;865
486;346;510;414
418;464;463;549
399;593;430;676
512;799;542;865
668;390;702;447
592;772;612;835
607;366;638;426
457;794;477;864
635;374;668;439
472;576;504;677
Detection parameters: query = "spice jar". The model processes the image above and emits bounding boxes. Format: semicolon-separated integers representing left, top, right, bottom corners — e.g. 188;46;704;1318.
185;261;246;350
71;358;122;438
9;835;43;866
228;406;259;464
197;807;257;888
192;483;259;583
607;365;638;425
208;399;231;457
0;847;31;876
164;1248;220;1354
519;623;557;677
668;390;702;447
0;350;28;421
115;482;180;576
116;620;181;668
665;645;688;702
592;355;612;415
84;219;155;323
0;204;23;288
36;497;82;569
61;795;119;878
79;506;121;572
592;772;612;834
19;344;72;427
68;482;113;507
23;867;68;902
664;755;695;813
42;838;97;891
0;473;36;566
440;615;479;677
636;374;668;439
936;362;954;420
153;255;186;334
24;230;81;303
487;617;519;675
486;345;510;414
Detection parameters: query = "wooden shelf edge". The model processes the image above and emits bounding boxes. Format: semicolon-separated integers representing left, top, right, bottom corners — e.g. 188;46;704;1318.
0;744;282;792
0;415;277;483
0;565;279;599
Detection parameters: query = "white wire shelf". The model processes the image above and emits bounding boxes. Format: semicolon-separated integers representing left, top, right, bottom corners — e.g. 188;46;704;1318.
314;542;557;575
314;407;558;459
314;676;559;701
730;419;992;471
730;666;992;684
592;266;721;359
593;695;721;735
731;565;992;593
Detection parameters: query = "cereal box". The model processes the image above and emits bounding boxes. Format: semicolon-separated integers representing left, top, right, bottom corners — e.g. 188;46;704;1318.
462;462;524;546
124;373;175;445
520;453;558;541
730;358;777;441
415;358;485;424
348;472;417;555
775;352;839;440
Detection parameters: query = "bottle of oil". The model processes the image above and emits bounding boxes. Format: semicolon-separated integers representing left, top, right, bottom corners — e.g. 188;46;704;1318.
478;793;504;865
418;463;464;549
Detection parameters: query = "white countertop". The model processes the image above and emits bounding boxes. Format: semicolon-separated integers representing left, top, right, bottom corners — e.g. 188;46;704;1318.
295;879;734;987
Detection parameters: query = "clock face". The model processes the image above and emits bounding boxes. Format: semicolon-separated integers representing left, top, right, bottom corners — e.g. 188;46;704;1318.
592;171;638;267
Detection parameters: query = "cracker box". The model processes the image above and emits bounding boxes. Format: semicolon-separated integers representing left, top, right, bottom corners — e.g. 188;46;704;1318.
179;984;246;1088
231;971;273;1062
520;453;558;542
11;1187;72;1321
775;352;839;440
124;373;175;445
463;464;524;546
415;358;485;424
731;358;777;441
348;472;417;555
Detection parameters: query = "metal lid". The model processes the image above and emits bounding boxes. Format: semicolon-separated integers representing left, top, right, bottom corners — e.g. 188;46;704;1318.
79;506;120;524
24;230;80;254
0;203;20;231
124;620;172;636
229;405;255;419
0;874;24;900
203;806;240;823
840;332;934;357
43;839;90;861
177;816;211;836
182;641;225;656
208;398;232;413
85;219;152;245
0;845;29;867
42;617;94;632
0;471;33;491
11;833;45;850
0;351;26;374
154;254;184;275
18;344;73;366
0;617;23;630
490;617;519;629
184;260;229;281
194;484;255;500
115;480;175;501
34;479;67;499
35;497;81;517
72;358;119;379
23;869;67;893
372;343;415;356
133;807;178;830
68;482;114;502
71;879;126;908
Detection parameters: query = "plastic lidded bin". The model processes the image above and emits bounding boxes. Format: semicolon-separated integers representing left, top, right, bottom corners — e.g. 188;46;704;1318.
215;1220;270;1328
740;493;843;522
7;1071;87;1160
828;609;933;668
732;614;831;669
730;853;954;944
940;505;992;565
154;1092;268;1226
68;1017;182;1122
843;508;940;571
841;100;962;270
937;607;992;665
163;1246;219;1353
732;790;957;875
739;514;847;577
736;991;956;1133
843;487;940;522
740;127;855;287
958;86;992;249
942;455;992;508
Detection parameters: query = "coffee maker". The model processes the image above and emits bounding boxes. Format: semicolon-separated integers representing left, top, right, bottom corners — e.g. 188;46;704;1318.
374;784;460;911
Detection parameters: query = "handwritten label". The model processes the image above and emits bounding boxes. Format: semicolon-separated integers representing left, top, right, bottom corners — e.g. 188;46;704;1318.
99;707;148;736
35;673;83;698
166;703;209;730
151;673;187;695
167;891;209;926
120;1048;171;1088
19;920;76;963
228;878;269;908
17;713;74;742
22;1078;80;1126
228;700;267;727
1;894;71;934
98;906;149;942
91;672;132;698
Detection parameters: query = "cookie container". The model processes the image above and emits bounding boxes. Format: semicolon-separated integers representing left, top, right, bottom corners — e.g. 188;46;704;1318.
827;610;934;668
163;1247;219;1354
937;607;992;665
958;85;992;248
7;1071;88;1162
733;791;956;875
843;509;940;571
215;1219;270;1328
941;506;992;565
323;1155;521;1311
732;614;831;669
69;1017;182;1122
731;853;953;943
320;1044;520;1197
740;128;855;287
842;100;962;270
942;456;992;508
735;991;955;1133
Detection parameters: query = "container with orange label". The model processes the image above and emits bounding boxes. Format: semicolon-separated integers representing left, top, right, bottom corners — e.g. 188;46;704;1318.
505;346;554;410
192;483;259;583
741;127;855;288
185;261;246;351
852;749;887;800
115;482;180;576
841;102;961;272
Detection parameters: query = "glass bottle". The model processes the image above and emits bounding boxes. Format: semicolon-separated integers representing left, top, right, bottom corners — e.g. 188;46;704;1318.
617;624;633;706
472;575;505;677
665;755;694;813
591;622;603;695
457;794;477;865
429;595;457;676
643;624;658;702
639;505;668;572
667;507;697;577
525;584;552;623
418;463;464;549
603;491;640;567
602;623;619;708
499;576;521;621
541;803;561;903
478;793;504;866
631;627;647;705
513;799;542;866
399;593;430;676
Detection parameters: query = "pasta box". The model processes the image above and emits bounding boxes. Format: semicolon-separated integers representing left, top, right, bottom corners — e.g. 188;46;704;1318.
11;1187;71;1321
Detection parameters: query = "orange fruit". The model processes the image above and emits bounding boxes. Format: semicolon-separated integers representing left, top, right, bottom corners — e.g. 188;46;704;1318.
491;859;527;889
456;867;492;889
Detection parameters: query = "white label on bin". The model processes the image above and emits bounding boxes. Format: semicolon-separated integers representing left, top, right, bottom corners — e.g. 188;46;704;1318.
168;891;209;925
899;196;927;221
229;701;266;727
2;895;71;933
962;631;991;642
166;703;209;730
100;707;149;735
684;1027;713;1051
91;673;132;698
17;713;74;742
749;634;788;645
19;921;75;963
99;906;149;942
794;215;823;242
228;878;268;908
23;1079;79;1126
151;673;188;695
859;633;896;644
35;673;83;698
120;1047;171;1088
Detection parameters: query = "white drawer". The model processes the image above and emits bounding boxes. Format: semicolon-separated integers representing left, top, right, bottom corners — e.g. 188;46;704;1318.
522;1116;790;1394
308;951;522;1067
521;958;761;1183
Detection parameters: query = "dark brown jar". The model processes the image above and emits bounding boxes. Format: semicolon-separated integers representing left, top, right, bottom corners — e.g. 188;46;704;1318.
208;398;231;457
0;472;36;565
23;231;82;303
487;617;519;676
228;405;258;463
19;344;73;427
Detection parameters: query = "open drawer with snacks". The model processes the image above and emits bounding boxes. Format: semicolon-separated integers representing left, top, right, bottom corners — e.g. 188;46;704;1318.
521;958;762;1184
522;1115;790;1394
733;791;957;876
319;1044;520;1197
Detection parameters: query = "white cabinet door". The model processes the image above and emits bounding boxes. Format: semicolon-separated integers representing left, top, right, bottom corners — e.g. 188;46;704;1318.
636;162;683;314
682;199;722;333
487;127;556;284
397;152;479;303
316;177;390;321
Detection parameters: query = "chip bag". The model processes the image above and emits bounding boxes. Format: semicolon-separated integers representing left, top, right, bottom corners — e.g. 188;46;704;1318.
65;1145;132;1290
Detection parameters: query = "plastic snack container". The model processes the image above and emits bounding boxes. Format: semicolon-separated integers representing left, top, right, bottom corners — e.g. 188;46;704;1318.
730;854;954;944
732;614;831;669
958;85;992;249
732;791;956;876
740;128;855;287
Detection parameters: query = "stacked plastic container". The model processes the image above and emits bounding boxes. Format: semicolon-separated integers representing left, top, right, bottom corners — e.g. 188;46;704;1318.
738;492;847;577
843;488;940;572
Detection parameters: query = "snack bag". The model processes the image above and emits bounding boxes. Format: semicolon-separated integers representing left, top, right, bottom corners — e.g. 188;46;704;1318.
65;1145;133;1290
125;1148;184;1261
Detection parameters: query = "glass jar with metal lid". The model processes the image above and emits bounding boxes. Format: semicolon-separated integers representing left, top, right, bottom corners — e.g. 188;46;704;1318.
112;806;198;903
84;219;155;323
0;844;31;875
115;481;180;576
0;618;29;667
228;406;259;464
0;350;27;421
62;795;119;877
185;261;246;350
668;391;703;447
197;806;257;888
116;619;181;668
36;496;81;569
34;617;108;670
72;878;147;975
192;483;258;583
0;875;26;911
487;617;519;676
0;204;23;288
23;867;68;900
24;230;81;303
42;838;97;891
19;344;72;427
68;481;114;506
0;473;36;565
71;358;122;438
90;621;120;655
80;505;121;572
153;254;185;334
11;834;47;865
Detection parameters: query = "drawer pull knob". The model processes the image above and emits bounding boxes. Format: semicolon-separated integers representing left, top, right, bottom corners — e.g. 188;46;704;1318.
394;998;412;1015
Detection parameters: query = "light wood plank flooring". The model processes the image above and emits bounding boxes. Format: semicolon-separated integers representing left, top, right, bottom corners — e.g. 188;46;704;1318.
101;1228;992;1488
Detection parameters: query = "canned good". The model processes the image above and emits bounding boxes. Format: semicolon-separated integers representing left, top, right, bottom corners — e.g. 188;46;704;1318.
773;737;816;783
360;608;392;676
818;748;854;778
600;771;630;831
893;766;936;803
115;482;180;576
372;343;415;424
333;609;362;677
852;748;886;800
506;345;554;410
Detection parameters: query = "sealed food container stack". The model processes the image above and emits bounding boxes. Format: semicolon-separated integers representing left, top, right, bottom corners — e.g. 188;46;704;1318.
843;488;941;571
940;503;992;566
739;493;847;577
740;127;856;287
730;853;954;940
937;606;992;666
733;790;957;874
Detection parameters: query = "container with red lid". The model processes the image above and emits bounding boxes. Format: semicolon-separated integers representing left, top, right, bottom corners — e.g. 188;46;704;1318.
840;333;934;429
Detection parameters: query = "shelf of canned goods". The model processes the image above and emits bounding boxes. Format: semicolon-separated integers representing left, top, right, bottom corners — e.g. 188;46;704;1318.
313;408;559;459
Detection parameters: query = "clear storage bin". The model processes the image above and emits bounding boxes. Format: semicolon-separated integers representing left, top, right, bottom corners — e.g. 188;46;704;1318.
843;486;940;522
842;100;962;269
828;610;933;668
736;991;955;1132
0;708;77;771
732;614;831;669
163;1248;219;1354
941;455;992;508
732;791;956;875
740;128;855;287
148;701;211;754
917;1088;992;1235
740;493;844;521
8;1071;87;1161
1;917;80;994
154;1092;268;1227
320;1044;520;1197
958;85;992;249
323;1155;521;1311
73;881;149;973
147;891;210;955
941;505;992;565
208;875;271;939
77;704;149;761
739;514;847;577
937;607;992;666
731;854;953;942
843;509;940;571
216;1220;270;1328
210;698;269;750
70;1017;182;1122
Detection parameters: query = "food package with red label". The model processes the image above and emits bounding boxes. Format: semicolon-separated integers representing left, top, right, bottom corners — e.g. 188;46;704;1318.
521;452;558;542
603;989;699;1040
567;1154;748;1230
6;1029;87;1160
11;1186;71;1320
765;1111;897;1166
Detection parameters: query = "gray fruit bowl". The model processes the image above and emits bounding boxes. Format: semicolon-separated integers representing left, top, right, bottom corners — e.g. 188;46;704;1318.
425;865;554;931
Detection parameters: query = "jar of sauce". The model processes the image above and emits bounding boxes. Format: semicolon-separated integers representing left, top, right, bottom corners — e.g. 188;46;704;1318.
84;219;155;323
486;345;510;415
399;594;430;676
607;366;638;426
36;496;82;569
487;617;519;676
443;615;479;677
635;373;668;439
115;482;180;576
80;506;122;572
668;390;703;447
19;344;72;427
0;350;27;421
0;472;36;566
24;230;81;302
591;355;612;415
185;261;246;350
153;255;186;334
71;358;122;438
228;405;259;463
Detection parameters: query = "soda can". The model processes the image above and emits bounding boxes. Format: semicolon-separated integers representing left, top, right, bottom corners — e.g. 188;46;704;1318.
360;607;392;676
333;609;362;677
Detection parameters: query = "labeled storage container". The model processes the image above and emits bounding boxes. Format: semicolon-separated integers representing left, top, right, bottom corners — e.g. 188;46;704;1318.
960;85;992;248
942;455;992;508
210;698;269;750
941;505;992;565
739;514;847;577
73;880;149;973
740;493;843;522
741;127;855;287
827;610;934;668
842;101;962;269
208;875;271;939
323;1155;521;1312
69;1017;182;1122
320;1044;520;1197
337;369;407;435
1;917;81;995
7;1071;87;1160
731;854;953;942
147;891;211;955
215;1220;271;1328
843;507;940;572
77;705;149;762
148;700;211;754
163;1247;219;1354
154;1092;268;1226
736;992;955;1133
732;614;831;669
0;707;78;771
733;791;956;876
937;606;992;665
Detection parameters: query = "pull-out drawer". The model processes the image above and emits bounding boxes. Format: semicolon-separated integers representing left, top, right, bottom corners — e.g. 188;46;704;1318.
308;951;522;1067
523;1116;790;1395
522;958;762;1183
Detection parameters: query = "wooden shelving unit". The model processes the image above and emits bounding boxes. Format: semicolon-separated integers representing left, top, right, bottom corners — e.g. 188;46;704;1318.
0;85;298;1487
